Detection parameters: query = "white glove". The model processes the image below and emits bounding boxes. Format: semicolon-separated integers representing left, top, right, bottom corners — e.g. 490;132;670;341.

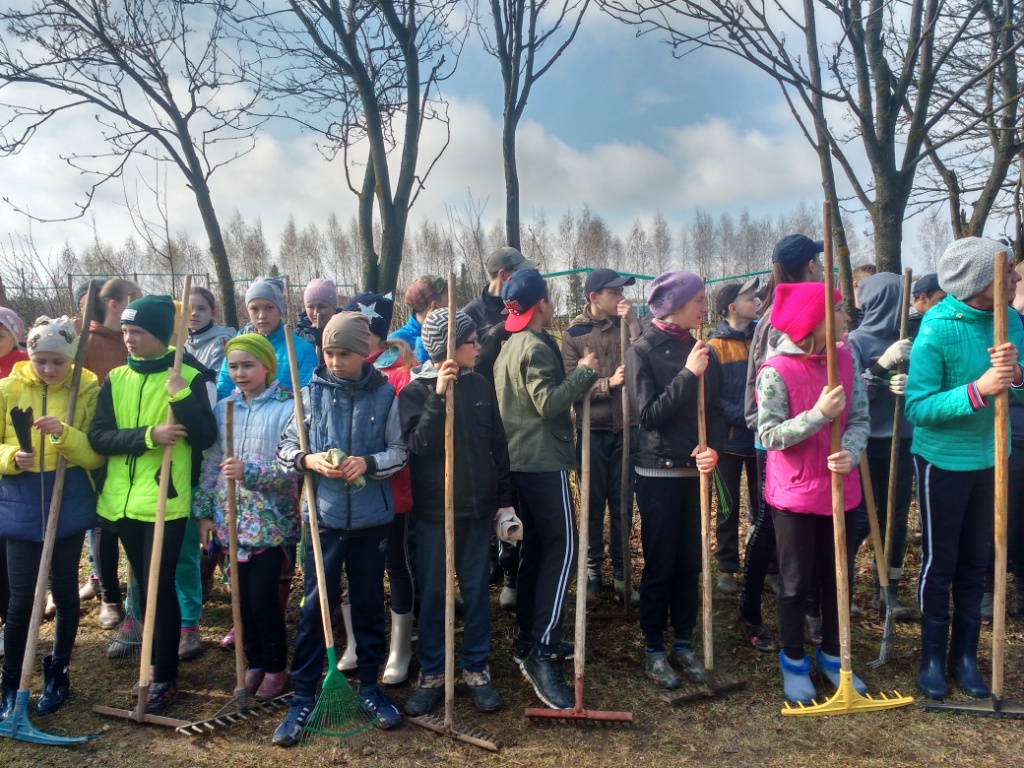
889;373;907;396
494;508;523;543
877;338;912;370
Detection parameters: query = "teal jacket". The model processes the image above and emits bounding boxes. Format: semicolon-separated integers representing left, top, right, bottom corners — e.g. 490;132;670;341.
905;295;1024;471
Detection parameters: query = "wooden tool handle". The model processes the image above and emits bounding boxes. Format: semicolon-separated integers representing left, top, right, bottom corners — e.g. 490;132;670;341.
619;317;632;617
697;365;715;673
883;267;913;571
992;250;1009;698
225;401;247;691
444;272;456;730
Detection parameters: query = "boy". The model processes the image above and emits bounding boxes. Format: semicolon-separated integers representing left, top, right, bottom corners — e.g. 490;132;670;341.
493;269;598;709
707;277;760;597
273;311;408;746
88;295;216;715
562;268;641;606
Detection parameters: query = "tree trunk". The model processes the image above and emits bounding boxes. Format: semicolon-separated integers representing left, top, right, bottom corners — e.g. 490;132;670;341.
870;194;904;274
192;178;237;328
358;160;379;293
503;112;521;250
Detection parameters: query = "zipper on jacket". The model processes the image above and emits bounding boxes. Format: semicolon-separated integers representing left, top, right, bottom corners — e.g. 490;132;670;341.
121;373;150;520
347;387;355;529
39;383;47;534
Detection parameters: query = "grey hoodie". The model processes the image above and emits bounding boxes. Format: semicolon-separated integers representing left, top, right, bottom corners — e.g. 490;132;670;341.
185;322;236;374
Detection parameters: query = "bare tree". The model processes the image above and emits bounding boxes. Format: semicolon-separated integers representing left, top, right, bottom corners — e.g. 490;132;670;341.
237;0;466;295
0;1;269;326
481;0;589;248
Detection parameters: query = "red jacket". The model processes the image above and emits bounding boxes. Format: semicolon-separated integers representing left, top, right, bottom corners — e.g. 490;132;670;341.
0;348;28;379
370;348;413;515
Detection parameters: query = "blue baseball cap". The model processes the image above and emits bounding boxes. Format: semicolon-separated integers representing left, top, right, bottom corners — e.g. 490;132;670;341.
912;273;941;298
501;269;547;332
584;268;635;298
772;234;824;273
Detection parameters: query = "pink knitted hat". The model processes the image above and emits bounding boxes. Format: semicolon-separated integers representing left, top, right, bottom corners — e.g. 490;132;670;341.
771;283;842;343
304;278;338;309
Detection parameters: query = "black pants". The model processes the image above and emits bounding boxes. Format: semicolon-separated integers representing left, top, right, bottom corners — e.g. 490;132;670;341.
715;451;758;573
772;506;855;659
512;471;577;654
636;474;700;649
0;536;8;624
2;534;84;684
576;428;636;579
739;449;777;625
116;516;187;684
852;437;913;577
95;518;123;605
385;513;414;615
915;457;993;623
238;546;288;673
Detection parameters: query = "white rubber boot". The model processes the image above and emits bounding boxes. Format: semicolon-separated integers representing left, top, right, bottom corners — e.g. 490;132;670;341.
337;602;358;672
381;611;413;685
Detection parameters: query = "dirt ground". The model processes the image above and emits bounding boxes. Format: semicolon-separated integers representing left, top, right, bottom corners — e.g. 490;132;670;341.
4;502;1024;768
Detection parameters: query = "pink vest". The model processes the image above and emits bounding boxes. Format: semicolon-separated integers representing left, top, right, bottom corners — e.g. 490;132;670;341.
760;349;862;516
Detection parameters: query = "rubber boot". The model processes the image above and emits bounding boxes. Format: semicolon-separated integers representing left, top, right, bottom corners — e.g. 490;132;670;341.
778;650;815;705
34;655;71;715
338;602;358;672
0;671;16;721
814;647;868;695
382;611;413;685
948;614;990;698
916;617;949;700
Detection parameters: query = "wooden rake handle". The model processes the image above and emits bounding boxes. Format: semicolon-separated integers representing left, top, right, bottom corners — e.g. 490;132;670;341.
225;401;247;691
992;250;1010;699
444;272;457;730
883;268;913;572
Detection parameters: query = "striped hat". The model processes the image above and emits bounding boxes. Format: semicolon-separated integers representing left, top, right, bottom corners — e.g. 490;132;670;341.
421;308;476;362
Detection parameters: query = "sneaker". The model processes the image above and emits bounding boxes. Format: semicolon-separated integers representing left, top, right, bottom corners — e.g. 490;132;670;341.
98;601;124;630
145;679;178;715
107;618;142;660
44;592;56;620
463;669;502;713
219;626;236;651
645;651;682;689
358;684;402;729
405;673;444;716
272;695;315;747
981;592;994;624
79;576;100;601
738;612;780;653
521;650;573;709
804;614;822;646
178;627;204;661
499;586;517;613
585;576;601;605
256;671;290;700
514;638;575;667
245;669;265;695
716;573;739;596
667;646;705;684
613;578;640;608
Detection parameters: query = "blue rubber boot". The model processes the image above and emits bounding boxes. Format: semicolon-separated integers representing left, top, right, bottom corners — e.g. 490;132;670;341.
814;647;868;695
778;651;815;705
948;614;990;698
916;617;948;700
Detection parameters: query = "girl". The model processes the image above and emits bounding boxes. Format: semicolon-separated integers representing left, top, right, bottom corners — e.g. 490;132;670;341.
626;271;724;690
295;278;339;347
0;316;104;717
185;286;236;374
905;237;1024;700
0;308;27;377
194;334;299;700
755;282;869;705
391;276;448;364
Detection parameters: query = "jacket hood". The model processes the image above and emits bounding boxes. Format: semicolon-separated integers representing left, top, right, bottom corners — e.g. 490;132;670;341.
708;320;753;341
189;322;235;343
226;379;290;405
769;332;850;361
853;272;902;340
410;359;440;381
8;359;99;391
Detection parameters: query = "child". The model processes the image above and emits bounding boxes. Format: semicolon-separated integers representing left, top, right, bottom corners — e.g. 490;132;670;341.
493;269;598;709
400;308;512;716
905;237;1024;700
185;286;236;374
295;278;340;347
626;271;724;690
0;316;104;718
193;334;299;700
216;277;317;400
88;295;217;714
273;311;407;746
707;278;761;603
0;308;28;377
391;275;448;364
561;268;641;606
342;292;416;684
755;282;869;705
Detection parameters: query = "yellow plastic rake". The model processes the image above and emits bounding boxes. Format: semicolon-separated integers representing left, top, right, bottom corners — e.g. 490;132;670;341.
782;207;913;717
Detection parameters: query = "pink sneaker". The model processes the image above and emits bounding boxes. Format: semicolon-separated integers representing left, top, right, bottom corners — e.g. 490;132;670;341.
256;671;289;700
219;627;235;650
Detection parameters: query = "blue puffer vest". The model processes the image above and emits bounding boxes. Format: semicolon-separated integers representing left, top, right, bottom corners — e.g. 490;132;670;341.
0;467;96;542
307;363;396;531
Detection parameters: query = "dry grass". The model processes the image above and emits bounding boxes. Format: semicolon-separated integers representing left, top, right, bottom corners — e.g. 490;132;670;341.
5;500;1024;768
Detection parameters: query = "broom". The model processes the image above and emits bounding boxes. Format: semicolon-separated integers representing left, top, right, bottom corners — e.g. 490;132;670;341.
282;324;375;742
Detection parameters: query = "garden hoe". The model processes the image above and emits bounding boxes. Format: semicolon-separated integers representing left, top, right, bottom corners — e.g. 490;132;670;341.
526;389;634;724
921;250;1024;719
663;360;744;705
0;282;99;746
177;402;288;735
859;455;897;668
411;289;505;749
782;207;912;717
93;277;194;730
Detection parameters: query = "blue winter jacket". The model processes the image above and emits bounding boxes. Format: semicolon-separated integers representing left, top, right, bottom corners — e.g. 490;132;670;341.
389;315;429;364
278;362;407;531
707;320;755;455
216;323;317;400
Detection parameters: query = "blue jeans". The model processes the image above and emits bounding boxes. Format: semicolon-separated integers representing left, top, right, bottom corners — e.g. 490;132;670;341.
413;515;492;676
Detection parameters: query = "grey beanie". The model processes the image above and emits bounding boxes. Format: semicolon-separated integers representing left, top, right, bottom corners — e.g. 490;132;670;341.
421;308;476;362
245;277;286;315
938;237;1005;300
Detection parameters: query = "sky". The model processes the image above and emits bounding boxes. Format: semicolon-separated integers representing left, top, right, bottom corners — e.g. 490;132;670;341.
0;4;937;276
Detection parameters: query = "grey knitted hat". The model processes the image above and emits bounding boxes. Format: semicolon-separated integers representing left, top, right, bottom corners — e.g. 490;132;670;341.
245;277;286;315
421;308;476;362
938;237;1005;300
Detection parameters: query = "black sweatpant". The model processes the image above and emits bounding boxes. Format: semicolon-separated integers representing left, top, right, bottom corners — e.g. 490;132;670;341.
715;451;758;574
2;534;84;682
512;470;577;654
0;536;8;624
576;428;635;579
739;449;777;625
385;513;414;615
915;457;993;623
636;474;700;649
238;546;288;673
116;516;187;684
772;506;855;659
95;518;124;605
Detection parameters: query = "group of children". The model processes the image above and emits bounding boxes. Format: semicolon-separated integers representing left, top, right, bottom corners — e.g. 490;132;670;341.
0;233;1021;739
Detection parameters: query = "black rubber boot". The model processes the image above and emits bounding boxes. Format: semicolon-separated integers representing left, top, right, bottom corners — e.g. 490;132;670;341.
1;670;18;720
34;655;71;715
947;614;990;698
916;617;949;700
